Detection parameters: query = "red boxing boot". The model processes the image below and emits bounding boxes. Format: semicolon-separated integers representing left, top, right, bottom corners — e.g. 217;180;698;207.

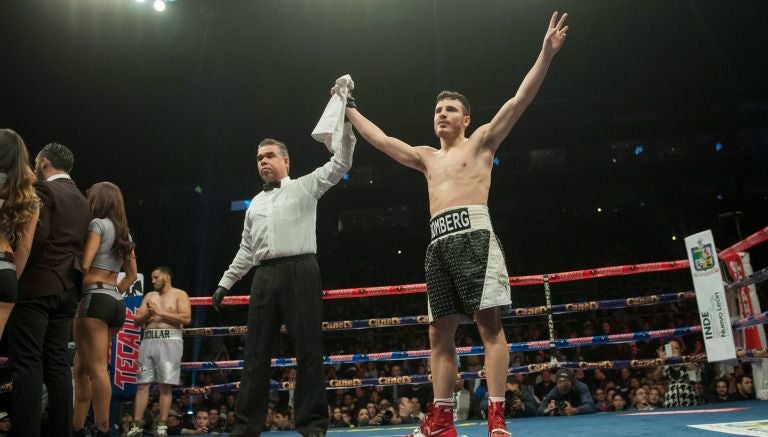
487;400;511;436
406;402;457;437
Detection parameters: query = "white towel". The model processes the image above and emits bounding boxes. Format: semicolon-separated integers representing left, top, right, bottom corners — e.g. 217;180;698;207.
312;74;354;153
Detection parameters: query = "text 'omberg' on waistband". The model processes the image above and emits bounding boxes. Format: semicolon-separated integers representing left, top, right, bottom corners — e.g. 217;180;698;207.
143;329;183;340
429;205;493;242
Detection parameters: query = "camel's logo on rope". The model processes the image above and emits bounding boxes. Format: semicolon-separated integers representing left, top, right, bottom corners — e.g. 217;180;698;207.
691;242;715;272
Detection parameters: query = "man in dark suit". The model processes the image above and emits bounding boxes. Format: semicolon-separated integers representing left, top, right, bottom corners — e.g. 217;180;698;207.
7;143;91;437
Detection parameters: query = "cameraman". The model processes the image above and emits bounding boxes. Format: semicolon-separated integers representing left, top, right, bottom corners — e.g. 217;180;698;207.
369;406;401;426
505;381;538;418
537;369;599;416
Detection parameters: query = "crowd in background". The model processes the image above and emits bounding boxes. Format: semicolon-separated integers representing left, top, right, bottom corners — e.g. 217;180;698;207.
113;290;764;435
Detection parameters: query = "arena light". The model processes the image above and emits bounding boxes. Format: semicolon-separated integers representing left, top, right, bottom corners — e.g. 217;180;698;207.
153;0;166;12
634;144;644;156
715;142;724;152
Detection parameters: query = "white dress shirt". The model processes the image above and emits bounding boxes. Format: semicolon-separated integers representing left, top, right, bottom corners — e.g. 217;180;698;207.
47;173;72;181
218;124;355;290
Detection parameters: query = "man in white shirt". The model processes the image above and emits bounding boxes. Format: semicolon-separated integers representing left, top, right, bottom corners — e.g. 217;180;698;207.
212;123;356;437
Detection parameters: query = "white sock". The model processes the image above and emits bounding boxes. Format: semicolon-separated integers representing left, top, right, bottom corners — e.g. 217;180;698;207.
434;398;455;408
489;397;505;403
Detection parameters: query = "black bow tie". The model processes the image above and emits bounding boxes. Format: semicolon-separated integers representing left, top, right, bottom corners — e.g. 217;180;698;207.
263;181;281;192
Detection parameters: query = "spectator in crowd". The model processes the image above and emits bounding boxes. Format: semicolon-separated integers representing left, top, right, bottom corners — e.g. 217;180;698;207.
410;397;426;421
208;408;225;434
119;414;133;437
330;408;348;428
224;411;237;433
610;394;627;412
592;369;609;389
166;410;184;436
397;397;419;425
706;378;730;404
615;368;633;400
538;369;599;416
369;390;382;407
453;379;481;421
652;339;701;407
631;387;653;410
648;387;663;408
209;392;224;408
573;368;587;385
728;375;755;402
341;411;353;428
181;408;215;435
535;369;554;400
146;401;161;429
355;407;371;427
383;365;410;401
0;411;11;437
365;402;377;420
605;388;616;407
340;393;356;412
377;398;393;414
272;409;293;431
593;388;610;412
353;387;368;405
225;394;236;412
261;405;275;432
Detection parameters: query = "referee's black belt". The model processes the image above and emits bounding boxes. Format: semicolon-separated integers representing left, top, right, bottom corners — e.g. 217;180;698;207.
259;253;316;266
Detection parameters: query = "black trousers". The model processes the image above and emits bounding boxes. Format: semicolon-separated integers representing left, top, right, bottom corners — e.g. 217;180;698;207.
7;286;79;437
234;254;328;435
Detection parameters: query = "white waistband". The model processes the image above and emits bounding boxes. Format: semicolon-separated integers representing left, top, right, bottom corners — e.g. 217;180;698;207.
429;205;493;242
143;329;183;340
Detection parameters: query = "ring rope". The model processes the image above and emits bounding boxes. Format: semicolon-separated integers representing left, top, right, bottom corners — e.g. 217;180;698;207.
726;266;768;291
182;290;698;337
0;293;762;369
173;310;768;370
188;224;768;306
169;350;768;395
2;351;766;395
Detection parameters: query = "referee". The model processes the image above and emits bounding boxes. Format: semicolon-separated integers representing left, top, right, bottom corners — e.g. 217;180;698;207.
212;123;355;437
